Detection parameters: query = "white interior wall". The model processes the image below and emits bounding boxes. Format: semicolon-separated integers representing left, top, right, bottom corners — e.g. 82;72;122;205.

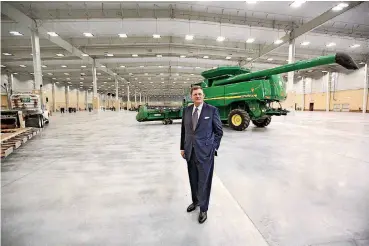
293;67;366;94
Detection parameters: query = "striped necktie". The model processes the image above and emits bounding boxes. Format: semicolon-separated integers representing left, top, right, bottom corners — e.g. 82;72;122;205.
192;107;198;131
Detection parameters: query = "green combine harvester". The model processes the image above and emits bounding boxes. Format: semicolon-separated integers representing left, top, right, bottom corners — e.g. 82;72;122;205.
136;53;358;130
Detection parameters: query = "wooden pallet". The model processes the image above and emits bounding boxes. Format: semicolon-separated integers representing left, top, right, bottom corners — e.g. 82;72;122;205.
1;127;43;159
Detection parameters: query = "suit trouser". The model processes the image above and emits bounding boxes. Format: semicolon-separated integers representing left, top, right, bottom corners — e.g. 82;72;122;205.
187;147;214;212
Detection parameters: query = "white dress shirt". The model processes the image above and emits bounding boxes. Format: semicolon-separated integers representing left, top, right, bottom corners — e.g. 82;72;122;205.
192;103;203;119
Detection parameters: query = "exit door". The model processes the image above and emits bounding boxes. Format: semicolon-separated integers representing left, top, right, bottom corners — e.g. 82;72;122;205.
309;103;314;111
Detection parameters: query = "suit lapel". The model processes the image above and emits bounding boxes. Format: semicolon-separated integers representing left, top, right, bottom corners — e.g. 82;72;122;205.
195;103;206;131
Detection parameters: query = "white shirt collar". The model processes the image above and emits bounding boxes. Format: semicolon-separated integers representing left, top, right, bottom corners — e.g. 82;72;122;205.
193;103;204;113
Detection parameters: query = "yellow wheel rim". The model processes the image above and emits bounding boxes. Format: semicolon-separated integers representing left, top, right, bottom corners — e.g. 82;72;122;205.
231;114;242;126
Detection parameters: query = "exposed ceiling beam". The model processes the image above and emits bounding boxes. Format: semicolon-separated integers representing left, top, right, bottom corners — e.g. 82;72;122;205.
6;4;367;39
1;2;130;83
244;1;364;65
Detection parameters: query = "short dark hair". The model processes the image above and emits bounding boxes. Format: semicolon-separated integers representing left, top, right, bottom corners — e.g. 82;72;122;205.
190;85;203;95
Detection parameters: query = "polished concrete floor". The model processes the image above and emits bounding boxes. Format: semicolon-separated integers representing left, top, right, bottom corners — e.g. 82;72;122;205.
2;110;369;246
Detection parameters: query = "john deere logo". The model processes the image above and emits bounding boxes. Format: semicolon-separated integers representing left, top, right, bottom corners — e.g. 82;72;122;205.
251;88;254;92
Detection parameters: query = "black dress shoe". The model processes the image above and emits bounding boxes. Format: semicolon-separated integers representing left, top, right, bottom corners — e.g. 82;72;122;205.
198;211;207;223
186;203;198;212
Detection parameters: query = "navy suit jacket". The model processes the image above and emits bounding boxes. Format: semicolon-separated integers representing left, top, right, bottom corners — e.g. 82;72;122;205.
180;103;223;164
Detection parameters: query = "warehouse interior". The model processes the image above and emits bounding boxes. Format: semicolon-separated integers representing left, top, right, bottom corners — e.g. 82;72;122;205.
1;1;369;246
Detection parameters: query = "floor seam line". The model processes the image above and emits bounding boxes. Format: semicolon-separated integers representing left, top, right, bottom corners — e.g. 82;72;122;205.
213;171;271;246
1;159;59;188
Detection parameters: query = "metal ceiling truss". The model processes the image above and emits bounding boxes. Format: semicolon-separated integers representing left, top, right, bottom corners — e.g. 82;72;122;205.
243;1;364;65
1;2;130;84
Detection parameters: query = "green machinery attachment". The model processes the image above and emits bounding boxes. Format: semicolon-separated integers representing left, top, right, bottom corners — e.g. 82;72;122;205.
136;53;358;130
136;104;183;125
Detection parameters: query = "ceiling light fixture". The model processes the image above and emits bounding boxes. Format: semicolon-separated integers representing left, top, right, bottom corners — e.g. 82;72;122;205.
290;0;306;8
246;38;255;43
64;73;69;75
83;32;94;37
274;39;283;44
81;65;86;68
3;53;12;56
245;0;257;4
1;65;6;68
326;42;336;47
332;3;348;11
132;54;138;57
19;65;26;68
301;41;310;46
267;58;273;61
140;65;144;68
185;35;194;40
118;33;128;38
180;55;186;58
350;44;360;48
216;36;225;42
101;65;106;68
105;53;114;57
120;65;126;67
247;57;252;60
322;71;328;73
226;56;232;60
10;31;23;36
153;34;161;39
47;32;59;37
56;53;64;57
82;54;89;57
42;65;47;68
156;54;163;58
203;56;209;59
359;62;365;65
47;73;53;75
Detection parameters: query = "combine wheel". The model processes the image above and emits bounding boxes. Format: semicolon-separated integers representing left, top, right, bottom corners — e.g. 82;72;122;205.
252;116;272;127
227;109;250;131
162;120;168;125
169;119;173;124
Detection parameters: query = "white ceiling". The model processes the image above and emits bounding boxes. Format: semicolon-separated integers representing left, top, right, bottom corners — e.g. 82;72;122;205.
1;1;368;97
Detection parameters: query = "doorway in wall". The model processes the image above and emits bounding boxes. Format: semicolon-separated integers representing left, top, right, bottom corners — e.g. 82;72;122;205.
309;103;314;111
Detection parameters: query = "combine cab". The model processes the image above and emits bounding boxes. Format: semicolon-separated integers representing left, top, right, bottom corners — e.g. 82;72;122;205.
192;53;358;131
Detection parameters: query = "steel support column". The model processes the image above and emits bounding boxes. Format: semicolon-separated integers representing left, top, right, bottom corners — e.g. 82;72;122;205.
326;72;331;112
85;90;88;110
115;77;119;111
140;93;142;105
92;59;99;111
363;64;368;113
30;21;43;91
302;77;305;111
134;91;137;108
287;39;295;92
52;83;56;112
65;85;69;110
127;85;131;110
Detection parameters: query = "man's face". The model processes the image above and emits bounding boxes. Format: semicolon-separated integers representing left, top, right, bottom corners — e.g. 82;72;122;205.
191;88;204;105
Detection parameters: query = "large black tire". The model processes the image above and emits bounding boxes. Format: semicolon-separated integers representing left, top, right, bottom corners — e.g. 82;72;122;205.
252;116;272;127
228;109;250;131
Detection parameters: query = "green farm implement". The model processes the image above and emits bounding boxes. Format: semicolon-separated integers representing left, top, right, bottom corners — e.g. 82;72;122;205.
136;104;183;125
136;53;358;130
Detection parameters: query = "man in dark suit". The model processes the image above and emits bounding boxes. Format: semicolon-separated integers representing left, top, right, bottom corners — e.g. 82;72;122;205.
180;85;223;224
